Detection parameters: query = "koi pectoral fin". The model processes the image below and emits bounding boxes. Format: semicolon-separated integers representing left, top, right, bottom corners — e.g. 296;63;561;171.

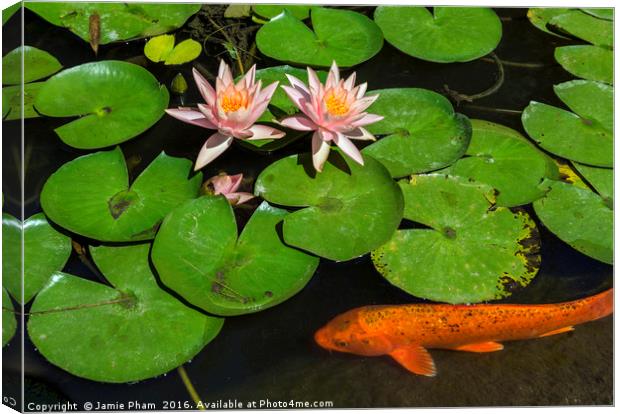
538;326;574;338
451;341;504;353
389;345;436;377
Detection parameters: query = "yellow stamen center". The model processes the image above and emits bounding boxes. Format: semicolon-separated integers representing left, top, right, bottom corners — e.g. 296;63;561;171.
220;89;249;113
325;90;350;116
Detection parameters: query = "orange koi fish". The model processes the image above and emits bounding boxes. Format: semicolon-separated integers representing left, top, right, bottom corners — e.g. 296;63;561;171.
315;289;613;376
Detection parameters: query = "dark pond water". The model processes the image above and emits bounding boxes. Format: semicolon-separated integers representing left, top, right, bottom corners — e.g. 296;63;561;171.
2;5;613;409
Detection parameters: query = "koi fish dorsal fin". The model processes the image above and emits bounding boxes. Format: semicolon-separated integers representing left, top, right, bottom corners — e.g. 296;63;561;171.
389;345;436;377
451;341;504;352
538;326;574;338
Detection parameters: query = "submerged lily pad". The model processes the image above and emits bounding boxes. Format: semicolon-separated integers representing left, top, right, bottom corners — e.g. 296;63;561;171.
25;3;200;44
40;147;201;242
526;8;571;38
152;198;319;316
374;6;502;63
372;174;541;304
2;82;44;121
572;162;613;202
580;8;613;20
363;88;471;178
3;213;72;304
253;65;328;116
2;46;62;85
255;150;403;261
2;288;16;347
449;120;557;207
253;4;310;20
256;7;383;67
34;60;169;149
522;80;612;167
555;45;613;84
144;35;202;65
27;243;224;383
534;180;612;264
548;10;613;47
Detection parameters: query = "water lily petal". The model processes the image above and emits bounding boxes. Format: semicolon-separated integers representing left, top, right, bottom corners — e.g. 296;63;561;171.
334;132;364;166
195;133;233;170
243;64;256;89
350;94;379;113
307;67;321;95
350;113;384;127
282;85;309;112
312;132;332;172
318;128;337;142
345;126;377;141
211;173;243;195
326;61;340;89
165;108;217;130
218;59;233;86
343;72;356;91
285;74;310;95
257;81;280;104
192;68;216;107
197;103;220;128
280;114;317;131
246;124;286;140
226;192;255;205
356;82;368;99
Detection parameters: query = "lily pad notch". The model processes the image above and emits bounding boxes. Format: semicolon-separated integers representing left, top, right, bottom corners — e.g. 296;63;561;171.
34;60;169;149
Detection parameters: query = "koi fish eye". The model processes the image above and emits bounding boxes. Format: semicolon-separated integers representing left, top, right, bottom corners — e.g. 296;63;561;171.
334;340;349;348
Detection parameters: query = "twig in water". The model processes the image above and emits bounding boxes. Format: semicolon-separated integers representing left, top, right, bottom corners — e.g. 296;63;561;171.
444;53;505;105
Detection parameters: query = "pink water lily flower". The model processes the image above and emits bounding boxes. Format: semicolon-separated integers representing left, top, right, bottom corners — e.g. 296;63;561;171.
166;60;285;170
280;61;384;172
205;173;255;206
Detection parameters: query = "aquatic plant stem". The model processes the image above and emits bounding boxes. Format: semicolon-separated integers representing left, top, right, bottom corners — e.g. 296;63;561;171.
463;105;523;115
205;16;245;74
481;56;547;69
444;53;504;105
177;365;205;410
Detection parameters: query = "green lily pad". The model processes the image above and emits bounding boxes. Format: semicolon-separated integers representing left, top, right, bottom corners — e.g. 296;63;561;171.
255;150;404;261
34;60;169;149
2;288;16;347
522;80;612;167
374;6;502;63
548;10;613;47
526;8;571;38
2;90;8;118
25;3;200;44
449;120;558;207
580;8;613;20
253;4;310;20
3;2;20;25
256;7;383;67
144;35;202;65
2;82;44;121
372;174;541;304
534;180;612;264
2;46;62;85
363;88;472;178
152;198;319;316
572;162;613;202
40;147;201;242
224;5;251;18
3;213;72;304
253;65;328;116
27;243;224;383
555;45;613;84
